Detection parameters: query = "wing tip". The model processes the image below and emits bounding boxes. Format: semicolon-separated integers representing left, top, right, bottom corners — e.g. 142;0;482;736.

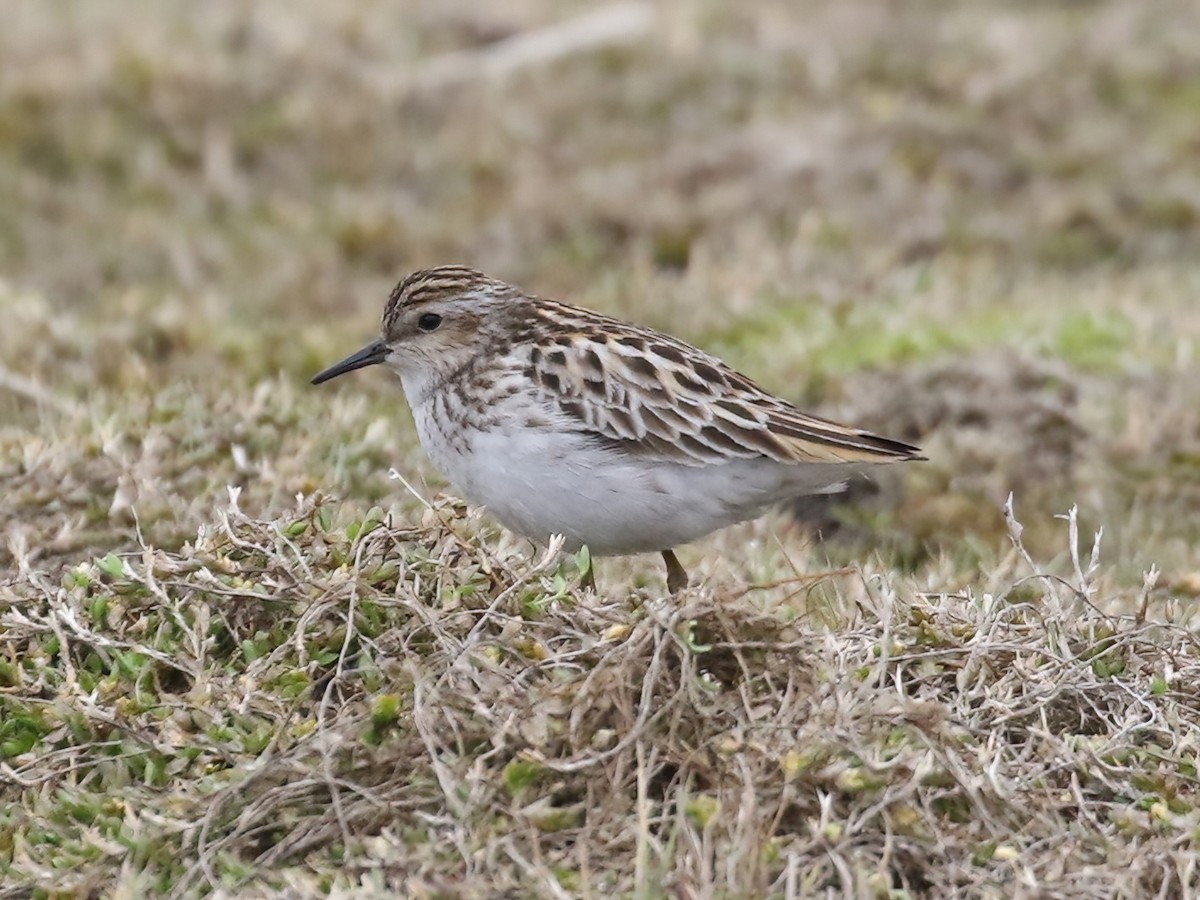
857;432;927;463
771;426;927;465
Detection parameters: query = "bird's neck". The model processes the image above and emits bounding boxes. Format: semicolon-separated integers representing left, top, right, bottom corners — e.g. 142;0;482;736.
397;351;483;408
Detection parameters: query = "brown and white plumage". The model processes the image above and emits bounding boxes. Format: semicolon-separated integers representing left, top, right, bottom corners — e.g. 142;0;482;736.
313;266;923;591
518;300;918;468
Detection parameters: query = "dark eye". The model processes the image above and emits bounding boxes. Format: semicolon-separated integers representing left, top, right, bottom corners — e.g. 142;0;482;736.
417;312;443;332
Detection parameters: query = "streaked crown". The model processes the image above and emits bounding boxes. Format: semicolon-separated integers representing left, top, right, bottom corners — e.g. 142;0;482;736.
382;266;512;337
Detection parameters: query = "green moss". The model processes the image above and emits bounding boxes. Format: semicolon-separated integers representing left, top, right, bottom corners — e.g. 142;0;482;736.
503;759;545;797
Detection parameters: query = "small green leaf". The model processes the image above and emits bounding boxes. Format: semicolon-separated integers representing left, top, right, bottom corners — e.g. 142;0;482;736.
371;693;403;728
680;620;712;654
96;553;126;578
574;544;591;576
89;596;109;627
67;567;92;589
367;562;398;586
972;840;998;865
1;731;38;758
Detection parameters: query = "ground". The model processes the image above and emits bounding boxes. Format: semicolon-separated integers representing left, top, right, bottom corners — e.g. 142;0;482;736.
2;1;1200;896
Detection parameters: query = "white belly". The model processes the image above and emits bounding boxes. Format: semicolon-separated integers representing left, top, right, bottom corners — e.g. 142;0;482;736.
408;393;854;556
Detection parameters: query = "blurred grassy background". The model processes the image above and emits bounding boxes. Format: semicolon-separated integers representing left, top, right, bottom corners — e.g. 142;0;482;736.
2;0;1199;592
4;3;1200;896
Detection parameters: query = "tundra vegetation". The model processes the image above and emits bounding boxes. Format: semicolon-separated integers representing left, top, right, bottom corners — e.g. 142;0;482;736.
2;1;1199;896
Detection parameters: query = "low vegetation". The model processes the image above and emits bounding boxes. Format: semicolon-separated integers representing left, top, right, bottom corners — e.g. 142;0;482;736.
2;0;1199;895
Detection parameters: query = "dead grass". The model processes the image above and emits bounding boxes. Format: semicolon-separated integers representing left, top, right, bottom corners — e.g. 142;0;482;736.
3;495;1199;897
3;0;1200;896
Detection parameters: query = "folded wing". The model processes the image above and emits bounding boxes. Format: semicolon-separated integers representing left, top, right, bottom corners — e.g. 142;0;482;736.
525;323;924;467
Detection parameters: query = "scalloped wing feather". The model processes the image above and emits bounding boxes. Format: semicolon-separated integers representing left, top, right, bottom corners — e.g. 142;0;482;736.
526;319;923;468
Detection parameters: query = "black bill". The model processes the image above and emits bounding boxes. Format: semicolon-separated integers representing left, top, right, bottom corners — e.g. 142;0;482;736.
311;340;390;385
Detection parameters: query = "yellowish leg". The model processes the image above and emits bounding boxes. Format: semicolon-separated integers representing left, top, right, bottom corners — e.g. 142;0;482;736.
662;549;689;593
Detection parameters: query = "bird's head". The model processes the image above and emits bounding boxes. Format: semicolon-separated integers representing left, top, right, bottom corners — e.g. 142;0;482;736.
311;266;519;387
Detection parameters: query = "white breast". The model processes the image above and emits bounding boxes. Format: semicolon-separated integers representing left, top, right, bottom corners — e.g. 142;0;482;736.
401;372;854;556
